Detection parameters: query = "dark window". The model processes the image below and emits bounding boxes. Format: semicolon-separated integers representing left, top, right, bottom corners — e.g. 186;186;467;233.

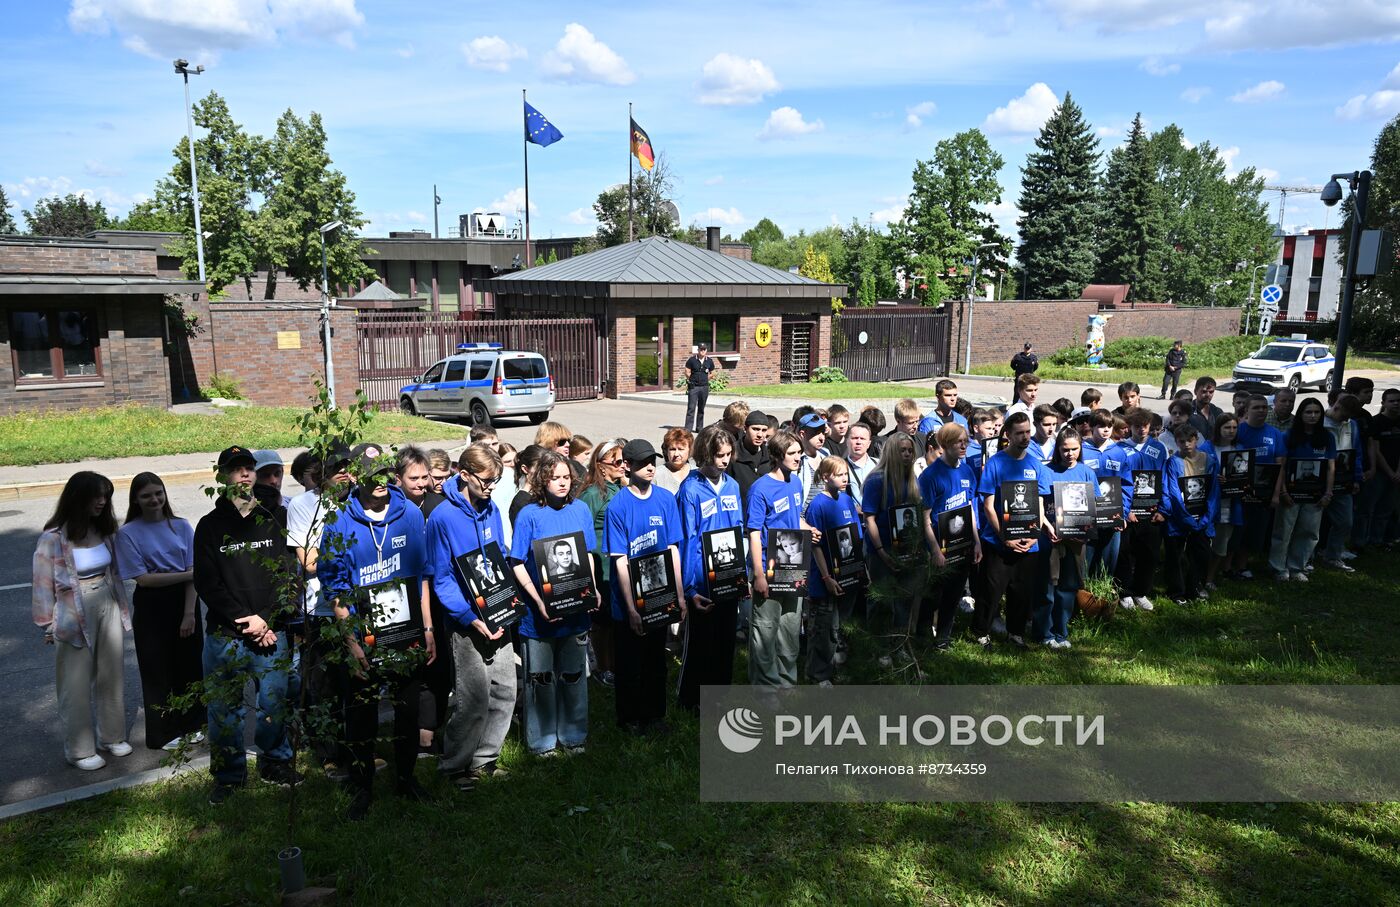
9;309;100;383
693;315;738;353
503;357;546;380
469;359;492;380
422;362;444;383
445;360;466;383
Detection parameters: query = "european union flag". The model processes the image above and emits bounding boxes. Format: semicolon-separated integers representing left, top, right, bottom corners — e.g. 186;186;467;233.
525;101;563;147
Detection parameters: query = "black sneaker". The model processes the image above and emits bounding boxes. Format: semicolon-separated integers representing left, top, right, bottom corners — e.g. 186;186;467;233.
449;771;476;792
347;788;372;821
396;777;431;802
208;782;240;805
258;759;304;788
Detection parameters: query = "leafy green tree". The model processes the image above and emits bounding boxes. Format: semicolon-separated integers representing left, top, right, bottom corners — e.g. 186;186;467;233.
1146;124;1275;308
843;220;899;301
1017;92;1101;299
799;243;843;314
1095;113;1167;301
23;193;111;236
1337;112;1400;349
109;198;184;233
0;184;16;233
858;272;877;307
592;152;679;246
753;226;849;280
740;217;783;255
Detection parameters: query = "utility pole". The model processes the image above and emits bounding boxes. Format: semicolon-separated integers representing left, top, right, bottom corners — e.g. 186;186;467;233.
173;59;206;288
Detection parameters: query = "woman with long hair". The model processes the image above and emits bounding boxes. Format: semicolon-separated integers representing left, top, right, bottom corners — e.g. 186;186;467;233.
1269;397;1336;582
511;451;602;755
578;439;627;687
509;444;548;525
33;471;132;770
1039;428;1098;649
860;432;921;664
1206;414;1245;589
115;472;203;751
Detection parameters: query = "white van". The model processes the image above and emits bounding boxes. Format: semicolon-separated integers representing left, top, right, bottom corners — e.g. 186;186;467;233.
399;343;555;426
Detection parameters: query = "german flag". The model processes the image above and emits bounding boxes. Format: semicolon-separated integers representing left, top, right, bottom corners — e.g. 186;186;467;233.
630;118;654;171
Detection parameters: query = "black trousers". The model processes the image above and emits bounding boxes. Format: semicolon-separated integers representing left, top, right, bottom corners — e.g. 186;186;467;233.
677;598;738;711
977;548;1036;638
1161;369;1181;397
615;622;669;728
298;618;345;765
1117;520;1163;597
132;583;204;749
685;385;710;432
337;659;421;791
417;596;454;734
1164;531;1211;599
926;563;971;641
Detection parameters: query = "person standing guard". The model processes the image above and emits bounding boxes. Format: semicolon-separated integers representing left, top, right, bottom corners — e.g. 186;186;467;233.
1162;340;1187;399
684;343;717;433
1010;343;1039;378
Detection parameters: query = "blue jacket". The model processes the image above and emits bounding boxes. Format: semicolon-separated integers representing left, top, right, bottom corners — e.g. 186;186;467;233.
1162;453;1220;537
676;469;746;600
319;484;427;610
427;470;509;628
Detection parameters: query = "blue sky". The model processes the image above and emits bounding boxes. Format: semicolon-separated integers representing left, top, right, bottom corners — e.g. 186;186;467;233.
3;1;1399;244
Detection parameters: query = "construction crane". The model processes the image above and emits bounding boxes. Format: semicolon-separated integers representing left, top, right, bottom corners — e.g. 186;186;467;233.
1264;185;1325;230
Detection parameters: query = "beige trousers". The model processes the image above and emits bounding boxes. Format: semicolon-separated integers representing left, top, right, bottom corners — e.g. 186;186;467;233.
55;574;127;760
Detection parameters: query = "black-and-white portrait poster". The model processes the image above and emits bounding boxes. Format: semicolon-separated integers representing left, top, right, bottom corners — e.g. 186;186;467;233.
531;531;592;619
454;541;524;634
767;528;810;599
936;505;975;568
1000;480;1040;540
629;548;680;629
702;525;747;604
826;522;865;593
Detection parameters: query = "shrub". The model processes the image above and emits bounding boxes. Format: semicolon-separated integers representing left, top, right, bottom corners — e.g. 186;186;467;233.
811;366;848;384
709;372;731;392
1100;337;1175;370
1046;345;1084;367
201;373;244;400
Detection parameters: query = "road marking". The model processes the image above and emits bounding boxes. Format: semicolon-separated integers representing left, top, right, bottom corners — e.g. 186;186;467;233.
1;582;32;592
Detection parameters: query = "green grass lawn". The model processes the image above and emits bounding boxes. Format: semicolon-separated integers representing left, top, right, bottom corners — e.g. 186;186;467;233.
734;382;943;400
0;405;459;467
3;555;1398;904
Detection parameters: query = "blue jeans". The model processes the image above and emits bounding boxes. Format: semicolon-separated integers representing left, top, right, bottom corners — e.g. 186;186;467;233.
1032;549;1079;643
521;634;589;754
1086;530;1121;583
203;632;293;785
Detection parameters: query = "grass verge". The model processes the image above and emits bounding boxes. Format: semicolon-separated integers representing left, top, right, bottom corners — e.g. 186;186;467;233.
2;555;1397;904
0;405;458;467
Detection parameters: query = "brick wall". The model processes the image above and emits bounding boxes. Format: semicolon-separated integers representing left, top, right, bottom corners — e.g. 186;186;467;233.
1103;307;1242;345
609;316;636;397
0;295;169;414
0;242;155;275
670;316;694;388
948;299;1099;369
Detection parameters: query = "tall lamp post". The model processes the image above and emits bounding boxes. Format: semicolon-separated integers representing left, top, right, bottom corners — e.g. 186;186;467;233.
1244;263;1268;335
963;242;1001;375
319;220;344;408
1320;170;1372;391
173;60;206;288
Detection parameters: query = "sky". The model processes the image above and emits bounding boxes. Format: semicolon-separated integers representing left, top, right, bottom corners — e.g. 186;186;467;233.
3;0;1400;245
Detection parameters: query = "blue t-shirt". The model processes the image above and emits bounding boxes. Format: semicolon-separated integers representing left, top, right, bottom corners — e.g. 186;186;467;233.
859;470;917;555
976;450;1051;552
1235;422;1287;464
1286;430;1337;463
604;485;683;621
917;408;969;437
116;517;195;580
746;473;804;565
918;457;981;549
805;491;862;600
511;499;597;638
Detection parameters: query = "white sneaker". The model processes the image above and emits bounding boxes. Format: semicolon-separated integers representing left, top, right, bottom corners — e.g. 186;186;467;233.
1045;639;1065;650
1059;639;1072;650
877;654;893;669
1292;571;1309;583
102;741;133;757
1238;569;1255;580
1324;559;1356;573
1134;597;1155;612
1303;563;1315;573
817;680;835;688
1274;571;1291;582
162;737;182;752
959;596;976;613
1118;596;1136;611
70;754;106;771
1340;550;1358;561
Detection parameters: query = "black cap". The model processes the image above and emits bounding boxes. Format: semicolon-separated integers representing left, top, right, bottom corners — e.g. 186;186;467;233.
352;442;394;479
324;440;354;469
621;438;659;464
216;446;256;471
1023;342;1033;350
745;410;769;427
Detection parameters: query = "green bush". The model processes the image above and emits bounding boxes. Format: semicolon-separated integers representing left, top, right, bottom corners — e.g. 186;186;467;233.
1101;337;1176;369
201;373;244;400
811;366;848;384
709;372;731;392
1046;345;1085;366
1038;334;1261;373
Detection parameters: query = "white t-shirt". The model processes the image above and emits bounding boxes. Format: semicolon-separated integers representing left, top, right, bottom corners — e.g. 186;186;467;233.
286;490;340;617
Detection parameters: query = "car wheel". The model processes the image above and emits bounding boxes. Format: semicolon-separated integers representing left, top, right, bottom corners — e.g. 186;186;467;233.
470;399;491;428
1288;374;1302;391
1323;369;1335;392
528;411;548;425
399;397;417;417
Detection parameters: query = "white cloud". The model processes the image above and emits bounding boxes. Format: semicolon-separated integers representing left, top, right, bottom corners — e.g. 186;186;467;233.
1257;168;1280;182
1095;124;1123;139
982;82;1059;138
84;160;122;178
395;44;414;59
982;200;1021;239
1180;86;1211;103
1140;56;1179;76
1231;80;1285;103
67;0;364;61
484;187;536;215
757;106;823;140
696;207;746;226
905;100;937;129
404;210;426;222
1043;1;1400;51
1385;62;1400;90
541;23;634;85
565;207;595;226
1219;146;1240;175
697;53;779;105
463;35;525;72
4;175;146;211
704;175;725;186
870;197;907;225
1337;90;1400;120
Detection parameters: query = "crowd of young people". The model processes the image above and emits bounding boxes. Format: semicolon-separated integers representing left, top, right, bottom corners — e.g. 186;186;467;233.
30;375;1399;813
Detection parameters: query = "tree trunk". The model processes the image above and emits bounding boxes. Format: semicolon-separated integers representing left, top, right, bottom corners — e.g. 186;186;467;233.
264;268;278;300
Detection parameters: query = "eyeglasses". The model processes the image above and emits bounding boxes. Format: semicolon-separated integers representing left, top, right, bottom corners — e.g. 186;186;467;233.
601;458;623;467
469;471;502;489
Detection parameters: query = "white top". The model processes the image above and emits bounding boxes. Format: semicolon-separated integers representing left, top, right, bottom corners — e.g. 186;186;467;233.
286;490;335;616
72;542;112;578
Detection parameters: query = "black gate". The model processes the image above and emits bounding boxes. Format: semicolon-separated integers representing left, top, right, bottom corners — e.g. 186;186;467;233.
781;321;814;383
831;309;950;382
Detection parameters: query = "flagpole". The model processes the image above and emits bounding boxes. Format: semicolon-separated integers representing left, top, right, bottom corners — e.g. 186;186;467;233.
523;88;532;268
628;101;634;243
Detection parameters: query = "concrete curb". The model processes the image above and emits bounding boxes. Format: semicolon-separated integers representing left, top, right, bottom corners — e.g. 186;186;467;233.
0;753;210;820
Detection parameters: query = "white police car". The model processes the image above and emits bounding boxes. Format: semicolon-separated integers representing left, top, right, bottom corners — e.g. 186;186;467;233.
1232;339;1335;392
399;343;555;426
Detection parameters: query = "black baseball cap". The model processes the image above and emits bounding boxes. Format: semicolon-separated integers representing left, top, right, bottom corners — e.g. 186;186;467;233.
216;446;256;471
622;438;659;464
745;410;770;426
324;440;354;470
352;442;395;479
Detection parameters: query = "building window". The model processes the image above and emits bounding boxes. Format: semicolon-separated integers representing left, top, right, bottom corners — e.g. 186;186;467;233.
9;309;101;383
693;315;738;352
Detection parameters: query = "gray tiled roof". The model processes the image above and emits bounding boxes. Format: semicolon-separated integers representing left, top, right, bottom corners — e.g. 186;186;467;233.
495;236;830;286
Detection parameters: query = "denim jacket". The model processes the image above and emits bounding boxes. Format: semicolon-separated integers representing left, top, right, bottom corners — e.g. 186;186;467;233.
32;529;131;648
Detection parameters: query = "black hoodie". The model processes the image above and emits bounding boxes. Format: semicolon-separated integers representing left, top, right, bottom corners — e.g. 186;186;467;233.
194;483;293;640
727;439;771;513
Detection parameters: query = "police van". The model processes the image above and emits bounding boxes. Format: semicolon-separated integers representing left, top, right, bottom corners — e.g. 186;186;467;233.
1231;338;1335;392
399;343;555;426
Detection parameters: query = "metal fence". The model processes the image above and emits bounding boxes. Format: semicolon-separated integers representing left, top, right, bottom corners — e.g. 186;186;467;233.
356;312;600;409
831;309;950;382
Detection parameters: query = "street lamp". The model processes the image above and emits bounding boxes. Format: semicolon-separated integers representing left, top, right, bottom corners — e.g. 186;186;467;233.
173;59;206;288
1244;263;1268;334
1320;170;1372;391
963;242;1001;375
319;220;344;408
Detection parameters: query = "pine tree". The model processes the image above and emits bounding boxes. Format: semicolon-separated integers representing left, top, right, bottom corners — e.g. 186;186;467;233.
0;184;16;233
1017;92;1101;299
1096;113;1166;301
